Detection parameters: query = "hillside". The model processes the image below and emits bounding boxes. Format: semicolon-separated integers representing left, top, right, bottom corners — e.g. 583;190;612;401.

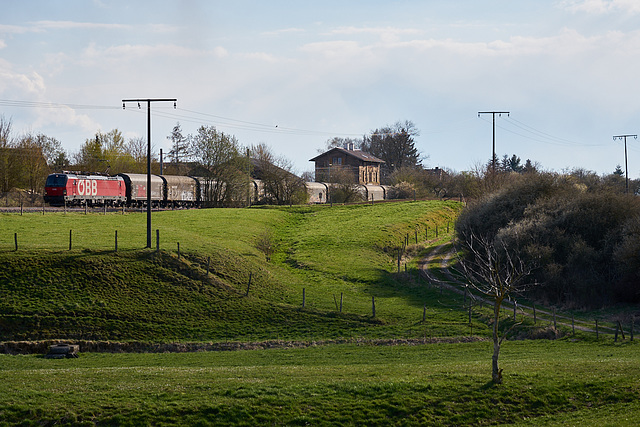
0;201;464;343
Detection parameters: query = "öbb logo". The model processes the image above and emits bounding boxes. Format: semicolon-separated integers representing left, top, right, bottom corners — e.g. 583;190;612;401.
77;179;98;196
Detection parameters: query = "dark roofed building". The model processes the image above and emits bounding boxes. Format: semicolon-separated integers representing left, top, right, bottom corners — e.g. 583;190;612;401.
310;147;385;185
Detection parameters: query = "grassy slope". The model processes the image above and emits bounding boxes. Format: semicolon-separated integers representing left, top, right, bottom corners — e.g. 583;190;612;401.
0;201;464;342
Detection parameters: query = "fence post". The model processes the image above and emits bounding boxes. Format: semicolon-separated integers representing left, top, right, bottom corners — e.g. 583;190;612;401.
632;318;635;341
246;272;252;297
156;229;160;253
302;288;306;308
595;319;599;340
426;226;428;240
14;233;17;251
69;229;72;250
447;222;450;233
533;304;536;324
435;225;438;238
177;242;180;259
423;305;426;322
553;308;557;330
84;203;87;215
572;314;575;335
206;257;210;276
513;301;517;321
21;202;23;215
415;230;418;244
340;293;343;313
42;201;45;215
115;230;118;252
372;296;376;317
468;303;472;325
397;250;401;273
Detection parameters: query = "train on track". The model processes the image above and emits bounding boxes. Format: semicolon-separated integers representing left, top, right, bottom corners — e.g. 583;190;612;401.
44;172;390;207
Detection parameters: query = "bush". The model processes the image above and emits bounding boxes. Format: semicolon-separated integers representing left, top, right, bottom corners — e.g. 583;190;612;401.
456;173;640;308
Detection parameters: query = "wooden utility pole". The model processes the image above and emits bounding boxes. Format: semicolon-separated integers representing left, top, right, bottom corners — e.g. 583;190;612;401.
478;111;510;173
613;134;637;194
122;98;177;248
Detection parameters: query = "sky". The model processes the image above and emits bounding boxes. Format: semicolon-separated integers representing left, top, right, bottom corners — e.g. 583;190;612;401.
3;0;640;178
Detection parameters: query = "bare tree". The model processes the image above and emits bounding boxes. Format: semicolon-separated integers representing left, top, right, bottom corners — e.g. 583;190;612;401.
455;232;535;384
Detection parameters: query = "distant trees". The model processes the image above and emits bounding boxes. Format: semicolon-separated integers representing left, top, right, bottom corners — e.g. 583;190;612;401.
249;143;307;205
190;125;250;207
361;120;421;181
74;130;153;174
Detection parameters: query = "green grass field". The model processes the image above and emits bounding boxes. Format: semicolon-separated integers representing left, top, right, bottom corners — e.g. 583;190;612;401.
1;340;639;426
1;201;639;425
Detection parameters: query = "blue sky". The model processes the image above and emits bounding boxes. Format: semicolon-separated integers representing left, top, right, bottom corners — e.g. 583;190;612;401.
3;0;640;177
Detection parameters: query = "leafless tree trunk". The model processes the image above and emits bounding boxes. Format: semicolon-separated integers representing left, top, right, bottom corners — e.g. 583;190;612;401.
456;232;534;384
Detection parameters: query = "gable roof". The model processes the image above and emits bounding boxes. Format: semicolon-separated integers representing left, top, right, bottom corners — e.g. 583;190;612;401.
309;147;385;164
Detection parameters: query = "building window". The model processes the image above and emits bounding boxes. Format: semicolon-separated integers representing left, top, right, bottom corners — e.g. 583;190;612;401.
332;157;342;165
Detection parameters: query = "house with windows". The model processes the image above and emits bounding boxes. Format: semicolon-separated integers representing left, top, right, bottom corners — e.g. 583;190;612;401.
309;146;385;185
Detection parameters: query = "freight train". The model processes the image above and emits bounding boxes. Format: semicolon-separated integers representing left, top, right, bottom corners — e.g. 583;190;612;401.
44;171;389;207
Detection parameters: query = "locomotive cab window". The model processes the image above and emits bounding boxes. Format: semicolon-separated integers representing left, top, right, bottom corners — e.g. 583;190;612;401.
45;174;68;187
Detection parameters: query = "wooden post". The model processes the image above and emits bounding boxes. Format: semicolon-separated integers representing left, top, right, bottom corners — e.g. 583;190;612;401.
423;305;426;322
618;320;626;340
595;319;599;340
447;222;450;233
122;205;125;215
69;229;72;250
177;242;180;259
513;301;517;321
302;288;306;308
84;202;87;215
372;296;376;317
246;272;252;297
631;318;635;341
14;233;17;251
415;230;418;244
397;250;401;273
553;308;557;329
468;303;472;325
426;226;428;240
615;323;619;342
156;229;160;253
115;230;118;252
435;225;438;238
20;202;23;216
340;293;343;313
206;257;210;276
42;201;45;215
333;294;339;311
572;314;575;335
533;304;537;324
404;263;407;273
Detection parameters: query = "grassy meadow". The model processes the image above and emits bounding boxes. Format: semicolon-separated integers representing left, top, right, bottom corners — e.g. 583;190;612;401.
1;340;639;425
1;200;639;425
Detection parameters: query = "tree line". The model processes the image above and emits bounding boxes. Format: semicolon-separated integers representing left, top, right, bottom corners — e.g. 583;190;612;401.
456;170;640;309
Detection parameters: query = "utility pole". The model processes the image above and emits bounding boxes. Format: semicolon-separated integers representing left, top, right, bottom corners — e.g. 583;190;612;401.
122;98;177;248
478;111;510;173
613;134;637;194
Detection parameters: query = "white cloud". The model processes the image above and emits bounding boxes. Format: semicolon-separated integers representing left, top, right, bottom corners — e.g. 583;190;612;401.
560;0;640;14
31;20;130;31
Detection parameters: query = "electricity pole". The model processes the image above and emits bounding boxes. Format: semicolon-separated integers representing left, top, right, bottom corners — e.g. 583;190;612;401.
478;111;510;173
122;98;177;248
613;134;637;194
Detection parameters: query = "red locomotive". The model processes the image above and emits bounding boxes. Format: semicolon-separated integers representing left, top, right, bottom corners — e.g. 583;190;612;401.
44;172;126;206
